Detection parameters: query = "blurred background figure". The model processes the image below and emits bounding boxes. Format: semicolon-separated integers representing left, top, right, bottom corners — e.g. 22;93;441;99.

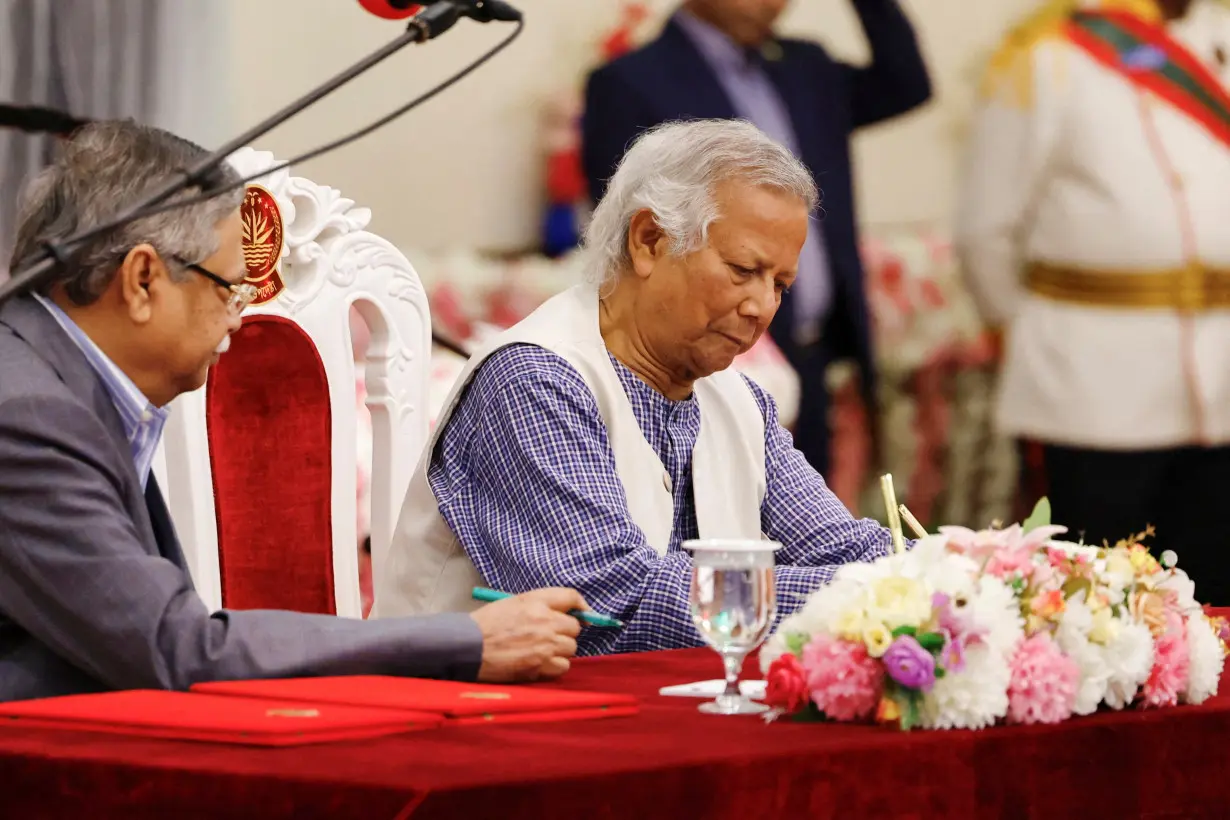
0;0;228;279
581;0;932;478
957;0;1230;601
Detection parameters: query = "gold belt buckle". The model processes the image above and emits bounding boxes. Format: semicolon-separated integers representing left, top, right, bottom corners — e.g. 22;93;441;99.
1175;262;1208;312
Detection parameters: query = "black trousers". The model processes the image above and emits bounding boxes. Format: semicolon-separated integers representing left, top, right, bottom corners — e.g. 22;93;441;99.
1037;443;1230;605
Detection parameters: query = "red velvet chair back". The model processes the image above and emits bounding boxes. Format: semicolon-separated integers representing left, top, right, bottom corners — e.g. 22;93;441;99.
206;315;336;614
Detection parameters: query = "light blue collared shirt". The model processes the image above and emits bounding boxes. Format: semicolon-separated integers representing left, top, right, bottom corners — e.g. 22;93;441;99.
34;294;168;489
674;10;832;341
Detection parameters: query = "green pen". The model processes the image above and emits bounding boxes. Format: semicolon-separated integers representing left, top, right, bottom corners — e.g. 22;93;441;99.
471;587;624;629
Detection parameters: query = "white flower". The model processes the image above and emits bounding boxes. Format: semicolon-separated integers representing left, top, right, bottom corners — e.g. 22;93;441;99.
831;554;899;588
964;575;1023;657
1158;569;1198;613
1103;621;1155;710
916;568;1021;729
1054;596;1111;715
919;646;1011;729
1184;614;1224;705
1101;551;1136;593
759;573;869;673
920;552;982;596
791;575;867;635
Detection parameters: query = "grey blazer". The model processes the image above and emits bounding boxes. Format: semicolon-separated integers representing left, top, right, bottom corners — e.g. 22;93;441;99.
0;295;483;702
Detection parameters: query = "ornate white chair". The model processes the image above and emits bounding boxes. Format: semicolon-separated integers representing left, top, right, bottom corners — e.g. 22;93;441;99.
153;148;432;618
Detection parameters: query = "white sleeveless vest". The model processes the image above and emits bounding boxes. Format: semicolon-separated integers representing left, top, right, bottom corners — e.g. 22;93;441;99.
371;285;768;618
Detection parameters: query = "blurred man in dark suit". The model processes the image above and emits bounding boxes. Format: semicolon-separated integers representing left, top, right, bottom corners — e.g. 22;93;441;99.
582;0;931;477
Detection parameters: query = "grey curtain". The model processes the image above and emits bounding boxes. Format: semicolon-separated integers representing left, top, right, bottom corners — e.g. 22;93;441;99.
0;0;229;278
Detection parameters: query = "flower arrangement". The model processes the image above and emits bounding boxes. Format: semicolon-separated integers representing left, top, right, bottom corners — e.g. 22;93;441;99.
760;500;1228;730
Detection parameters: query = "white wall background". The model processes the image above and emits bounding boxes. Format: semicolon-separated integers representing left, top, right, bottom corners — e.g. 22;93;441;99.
225;0;1043;253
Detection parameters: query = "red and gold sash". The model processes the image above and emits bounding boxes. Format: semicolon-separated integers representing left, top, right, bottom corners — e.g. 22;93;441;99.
1065;10;1230;149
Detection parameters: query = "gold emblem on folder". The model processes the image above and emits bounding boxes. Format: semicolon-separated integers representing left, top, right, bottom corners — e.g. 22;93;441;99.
265;708;320;718
460;692;512;700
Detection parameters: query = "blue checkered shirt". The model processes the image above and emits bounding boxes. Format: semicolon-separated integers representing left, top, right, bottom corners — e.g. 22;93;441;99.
429;344;894;655
34;295;167;489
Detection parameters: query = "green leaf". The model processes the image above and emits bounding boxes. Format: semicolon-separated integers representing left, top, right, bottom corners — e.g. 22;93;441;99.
917;632;944;652
934;666;946;679
890;625;917;638
791;702;826;723
1022;497;1052;533
784;632;809;656
899;691;921;732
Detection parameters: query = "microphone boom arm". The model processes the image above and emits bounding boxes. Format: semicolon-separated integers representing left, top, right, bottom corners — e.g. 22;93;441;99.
0;0;507;307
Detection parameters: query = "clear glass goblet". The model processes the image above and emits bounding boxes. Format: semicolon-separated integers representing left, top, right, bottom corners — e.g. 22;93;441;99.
684;538;780;716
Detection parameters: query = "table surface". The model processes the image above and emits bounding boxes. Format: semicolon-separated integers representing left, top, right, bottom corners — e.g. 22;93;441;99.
2;647;1229;819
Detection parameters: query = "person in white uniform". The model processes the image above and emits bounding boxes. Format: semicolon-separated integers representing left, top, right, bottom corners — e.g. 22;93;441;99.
956;0;1230;602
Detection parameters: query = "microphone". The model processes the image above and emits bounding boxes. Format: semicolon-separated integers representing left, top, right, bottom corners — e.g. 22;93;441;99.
462;1;522;23
358;0;423;19
0;103;89;137
360;0;521;24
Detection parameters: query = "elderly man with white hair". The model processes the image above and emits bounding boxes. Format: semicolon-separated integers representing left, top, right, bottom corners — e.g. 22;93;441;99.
375;119;896;654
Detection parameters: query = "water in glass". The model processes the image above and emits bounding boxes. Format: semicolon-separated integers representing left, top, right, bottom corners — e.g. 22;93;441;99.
686;539;780;715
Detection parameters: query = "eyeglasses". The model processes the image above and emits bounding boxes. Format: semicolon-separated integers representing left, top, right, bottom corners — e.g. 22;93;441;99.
170;255;258;314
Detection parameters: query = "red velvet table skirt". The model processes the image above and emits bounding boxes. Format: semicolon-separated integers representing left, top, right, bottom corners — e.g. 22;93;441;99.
1;645;1229;819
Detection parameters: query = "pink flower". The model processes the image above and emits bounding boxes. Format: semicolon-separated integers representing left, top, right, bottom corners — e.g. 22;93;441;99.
763;653;810;714
940;524;1068;563
1007;634;1080;724
939;630;966;672
985;546;1035;581
1142;610;1190;708
800;635;884;721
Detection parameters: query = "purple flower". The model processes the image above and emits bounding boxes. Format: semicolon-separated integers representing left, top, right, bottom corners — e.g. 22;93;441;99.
882;635;936;691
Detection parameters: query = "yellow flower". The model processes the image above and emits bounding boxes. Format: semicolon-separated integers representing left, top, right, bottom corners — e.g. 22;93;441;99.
876;696;901;725
869;577;930;630
1128;546;1161;576
863;622;893;658
1088;607;1119;645
834;609;865;640
1104;550;1134;581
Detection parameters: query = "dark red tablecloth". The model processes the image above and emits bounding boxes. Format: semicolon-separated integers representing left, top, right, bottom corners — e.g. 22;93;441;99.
2;644;1229;819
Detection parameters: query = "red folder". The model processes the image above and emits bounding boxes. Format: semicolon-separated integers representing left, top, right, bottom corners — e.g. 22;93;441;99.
192;676;640;725
0;690;443;746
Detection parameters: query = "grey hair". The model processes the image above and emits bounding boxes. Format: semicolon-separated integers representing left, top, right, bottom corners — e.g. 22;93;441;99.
11;119;245;305
583;118;819;289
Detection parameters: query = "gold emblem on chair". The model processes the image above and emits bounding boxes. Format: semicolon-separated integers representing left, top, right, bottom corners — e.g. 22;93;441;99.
241;184;286;305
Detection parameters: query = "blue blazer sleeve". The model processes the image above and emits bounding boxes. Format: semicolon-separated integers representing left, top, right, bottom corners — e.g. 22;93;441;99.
846;0;932;128
582;65;656;205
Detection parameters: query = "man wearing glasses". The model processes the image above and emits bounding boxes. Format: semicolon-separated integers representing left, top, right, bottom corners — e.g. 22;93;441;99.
0;119;587;702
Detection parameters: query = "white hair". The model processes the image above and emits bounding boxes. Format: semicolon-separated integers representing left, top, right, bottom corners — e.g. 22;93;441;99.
583;118;818;289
